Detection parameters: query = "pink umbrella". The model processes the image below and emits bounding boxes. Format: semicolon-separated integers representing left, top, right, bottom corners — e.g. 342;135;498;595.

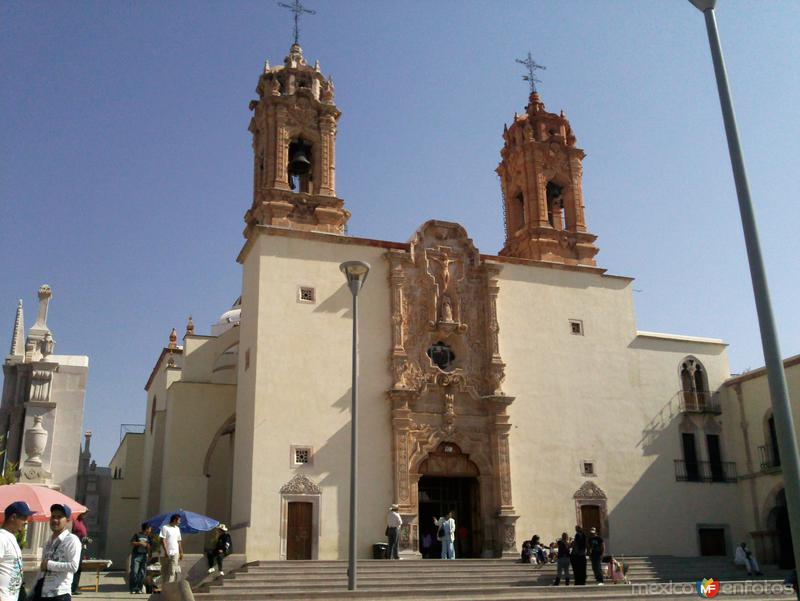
0;483;88;522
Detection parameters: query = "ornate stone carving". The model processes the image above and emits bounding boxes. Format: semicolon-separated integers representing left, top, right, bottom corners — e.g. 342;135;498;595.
573;480;607;500
23;415;48;466
280;474;321;495
386;221;517;557
29;367;54;404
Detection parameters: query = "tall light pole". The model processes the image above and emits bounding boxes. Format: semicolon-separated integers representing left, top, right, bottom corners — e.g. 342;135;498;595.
340;260;370;591
689;1;800;589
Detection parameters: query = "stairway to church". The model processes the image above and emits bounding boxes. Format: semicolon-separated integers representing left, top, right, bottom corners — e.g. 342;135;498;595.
192;557;794;600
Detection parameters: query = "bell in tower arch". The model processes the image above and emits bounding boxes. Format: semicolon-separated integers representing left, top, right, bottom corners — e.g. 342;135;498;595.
287;139;312;192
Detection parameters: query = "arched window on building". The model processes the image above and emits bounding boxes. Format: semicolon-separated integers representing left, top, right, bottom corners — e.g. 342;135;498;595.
680;357;709;412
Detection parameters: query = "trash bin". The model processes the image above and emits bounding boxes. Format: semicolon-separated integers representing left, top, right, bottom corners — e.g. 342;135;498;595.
372;543;389;559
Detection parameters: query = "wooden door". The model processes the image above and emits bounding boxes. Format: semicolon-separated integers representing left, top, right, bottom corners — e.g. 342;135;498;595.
287;502;313;560
580;505;602;535
698;528;726;556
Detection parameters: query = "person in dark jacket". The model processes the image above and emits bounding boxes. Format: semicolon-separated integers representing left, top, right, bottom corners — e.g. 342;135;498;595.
569;525;588;585
206;524;232;576
587;527;605;584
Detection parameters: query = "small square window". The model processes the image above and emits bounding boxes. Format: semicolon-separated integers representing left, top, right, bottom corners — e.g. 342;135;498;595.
570;319;584;335
298;286;316;303
291;445;313;466
581;460;596;477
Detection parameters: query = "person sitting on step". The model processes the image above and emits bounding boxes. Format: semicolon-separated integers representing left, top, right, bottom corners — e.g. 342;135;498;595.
734;541;763;576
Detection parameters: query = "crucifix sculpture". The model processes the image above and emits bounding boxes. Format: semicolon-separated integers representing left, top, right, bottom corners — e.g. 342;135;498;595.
515;52;546;95
278;0;316;46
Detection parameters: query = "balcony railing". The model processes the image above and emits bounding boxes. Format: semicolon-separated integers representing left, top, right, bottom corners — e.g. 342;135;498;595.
758;444;781;471
674;460;737;483
678;390;722;414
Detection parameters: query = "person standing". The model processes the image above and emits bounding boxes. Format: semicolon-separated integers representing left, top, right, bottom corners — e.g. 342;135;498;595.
159;515;183;583
0;502;36;601
35;503;82;600
129;523;152;594
433;511;456;560
587;527;605;584
552;532;571;586
70;512;88;595
569;525;587;585
206;524;232;576
386;505;402;560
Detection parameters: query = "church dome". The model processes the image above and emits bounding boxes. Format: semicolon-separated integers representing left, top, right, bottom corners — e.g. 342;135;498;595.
211;297;241;336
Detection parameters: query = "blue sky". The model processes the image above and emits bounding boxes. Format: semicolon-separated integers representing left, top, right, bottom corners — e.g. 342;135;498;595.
2;1;798;465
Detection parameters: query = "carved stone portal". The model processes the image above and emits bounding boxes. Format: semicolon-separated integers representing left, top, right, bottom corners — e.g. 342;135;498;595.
386;220;517;557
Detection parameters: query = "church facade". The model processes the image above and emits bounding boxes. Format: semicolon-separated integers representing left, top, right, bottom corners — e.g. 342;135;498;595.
129;43;797;563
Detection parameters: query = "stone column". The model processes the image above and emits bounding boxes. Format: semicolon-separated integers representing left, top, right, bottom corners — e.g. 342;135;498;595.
319;116;336;196
569;155;587;232
488;396;518;557
273;109;290;190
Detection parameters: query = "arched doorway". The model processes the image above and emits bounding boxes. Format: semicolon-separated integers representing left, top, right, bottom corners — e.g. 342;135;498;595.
418;443;481;558
767;490;795;569
203;415;235;526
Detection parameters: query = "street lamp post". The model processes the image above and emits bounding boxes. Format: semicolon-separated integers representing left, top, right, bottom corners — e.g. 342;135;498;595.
340;260;370;591
689;1;800;590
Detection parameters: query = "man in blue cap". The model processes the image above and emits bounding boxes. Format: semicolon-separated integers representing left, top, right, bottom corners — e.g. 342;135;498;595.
0;501;36;601
34;503;81;600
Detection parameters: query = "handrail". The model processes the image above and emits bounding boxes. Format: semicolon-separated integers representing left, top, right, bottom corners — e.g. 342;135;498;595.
674;459;737;483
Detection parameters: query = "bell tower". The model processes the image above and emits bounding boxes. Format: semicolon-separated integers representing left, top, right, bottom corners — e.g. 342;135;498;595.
244;43;349;236
496;91;599;266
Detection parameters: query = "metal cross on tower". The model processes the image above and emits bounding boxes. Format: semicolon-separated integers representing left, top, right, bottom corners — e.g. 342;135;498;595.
516;52;546;94
278;0;316;46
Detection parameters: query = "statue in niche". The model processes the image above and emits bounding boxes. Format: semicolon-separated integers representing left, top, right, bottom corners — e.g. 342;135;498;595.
269;77;281;96
440;295;454;323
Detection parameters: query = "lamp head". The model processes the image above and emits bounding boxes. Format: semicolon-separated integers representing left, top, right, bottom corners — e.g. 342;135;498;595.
340;260;370;295
689;0;716;11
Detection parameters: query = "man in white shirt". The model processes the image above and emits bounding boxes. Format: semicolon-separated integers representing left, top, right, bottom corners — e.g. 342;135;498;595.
36;503;82;600
434;511;456;559
386;504;403;560
160;514;184;583
0;501;36;601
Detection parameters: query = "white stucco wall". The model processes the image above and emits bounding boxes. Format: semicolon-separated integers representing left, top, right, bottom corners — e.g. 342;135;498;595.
497;261;741;555
106;433;145;568
235;230;393;560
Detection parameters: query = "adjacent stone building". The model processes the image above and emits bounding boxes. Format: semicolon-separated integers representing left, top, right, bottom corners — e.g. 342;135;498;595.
112;42;798;564
1;285;89;557
105;430;145;568
75;431;112;558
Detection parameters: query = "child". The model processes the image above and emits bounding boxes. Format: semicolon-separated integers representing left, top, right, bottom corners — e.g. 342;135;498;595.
521;540;532;563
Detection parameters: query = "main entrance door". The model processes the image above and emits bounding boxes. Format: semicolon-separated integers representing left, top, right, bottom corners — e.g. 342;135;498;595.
286;502;312;560
418;476;480;558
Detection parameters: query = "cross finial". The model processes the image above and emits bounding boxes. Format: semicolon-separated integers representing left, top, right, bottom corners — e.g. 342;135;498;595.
278;0;316;46
515;52;546;95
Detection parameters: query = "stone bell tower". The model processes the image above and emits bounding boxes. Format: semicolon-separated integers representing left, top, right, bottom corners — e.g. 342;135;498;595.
243;44;349;236
496;91;599;266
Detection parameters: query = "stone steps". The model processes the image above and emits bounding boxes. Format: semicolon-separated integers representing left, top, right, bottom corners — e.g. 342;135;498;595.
194;582;794;601
192;557;793;600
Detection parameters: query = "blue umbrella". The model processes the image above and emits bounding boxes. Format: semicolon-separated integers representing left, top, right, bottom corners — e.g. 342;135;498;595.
145;509;219;534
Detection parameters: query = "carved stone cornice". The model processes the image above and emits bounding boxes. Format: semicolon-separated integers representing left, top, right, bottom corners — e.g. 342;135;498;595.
573;480;607;500
280;474;321;495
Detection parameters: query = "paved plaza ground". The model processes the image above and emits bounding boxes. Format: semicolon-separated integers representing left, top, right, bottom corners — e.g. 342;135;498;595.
71;570;132;599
